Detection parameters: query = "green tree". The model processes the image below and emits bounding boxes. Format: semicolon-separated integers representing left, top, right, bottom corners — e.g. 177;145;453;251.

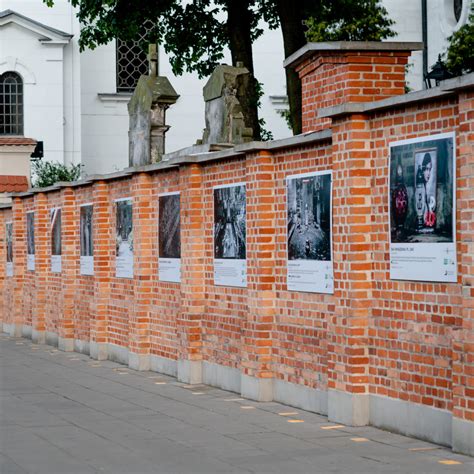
445;7;474;76
32;160;82;188
44;0;394;138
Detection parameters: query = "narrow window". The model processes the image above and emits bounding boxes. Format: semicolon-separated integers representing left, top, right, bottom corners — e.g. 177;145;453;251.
0;72;24;135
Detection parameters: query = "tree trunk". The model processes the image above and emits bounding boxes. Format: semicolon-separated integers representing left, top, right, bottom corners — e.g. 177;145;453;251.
226;0;261;140
275;0;307;135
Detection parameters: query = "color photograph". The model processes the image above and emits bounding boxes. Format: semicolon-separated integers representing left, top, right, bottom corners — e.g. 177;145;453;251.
390;137;454;244
389;132;456;283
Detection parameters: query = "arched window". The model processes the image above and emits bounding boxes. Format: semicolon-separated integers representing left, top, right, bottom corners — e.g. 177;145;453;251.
0;72;24;135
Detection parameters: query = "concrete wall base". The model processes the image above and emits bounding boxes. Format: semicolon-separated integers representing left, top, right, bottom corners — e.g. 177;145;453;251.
150;354;177;377
177;359;202;384
452;417;474;456
370;394;452;447
74;339;90;355
241;374;273;402
274;379;328;415
45;331;58;347
21;325;32;339
129;352;150;371
58;337;74;352
89;342;108;360
3;323;21;337
107;343;129;365
31;329;45;344
202;361;241;394
328;390;369;426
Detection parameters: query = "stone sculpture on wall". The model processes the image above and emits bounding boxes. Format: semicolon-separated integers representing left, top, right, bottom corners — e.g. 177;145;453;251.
128;45;179;167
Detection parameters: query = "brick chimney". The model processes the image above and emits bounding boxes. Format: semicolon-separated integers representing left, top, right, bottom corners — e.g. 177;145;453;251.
284;42;424;133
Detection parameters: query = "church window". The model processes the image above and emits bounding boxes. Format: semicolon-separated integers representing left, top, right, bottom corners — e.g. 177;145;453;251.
0;72;23;135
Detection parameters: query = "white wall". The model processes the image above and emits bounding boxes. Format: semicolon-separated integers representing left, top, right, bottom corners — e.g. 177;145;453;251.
2;0;472;177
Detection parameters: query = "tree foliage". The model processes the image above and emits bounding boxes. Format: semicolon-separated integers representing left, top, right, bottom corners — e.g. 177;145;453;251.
445;7;474;76
44;0;395;139
304;0;395;42
32;160;82;188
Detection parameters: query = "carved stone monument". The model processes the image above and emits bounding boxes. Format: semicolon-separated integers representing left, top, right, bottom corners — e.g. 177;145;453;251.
128;45;179;167
200;64;253;145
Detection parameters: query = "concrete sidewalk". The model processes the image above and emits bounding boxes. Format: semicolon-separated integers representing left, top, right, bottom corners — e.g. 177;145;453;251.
1;333;472;474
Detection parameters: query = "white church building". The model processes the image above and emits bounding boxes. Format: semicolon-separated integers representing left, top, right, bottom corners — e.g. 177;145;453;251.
0;0;472;177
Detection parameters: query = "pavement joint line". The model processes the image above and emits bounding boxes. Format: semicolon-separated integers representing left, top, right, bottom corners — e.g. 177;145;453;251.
321;425;345;430
409;447;440;451
438;460;462;465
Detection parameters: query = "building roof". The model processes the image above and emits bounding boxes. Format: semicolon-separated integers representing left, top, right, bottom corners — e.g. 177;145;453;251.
0;137;37;146
0;9;73;43
0;175;29;193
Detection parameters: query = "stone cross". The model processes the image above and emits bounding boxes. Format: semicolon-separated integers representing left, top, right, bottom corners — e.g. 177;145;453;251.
148;43;158;77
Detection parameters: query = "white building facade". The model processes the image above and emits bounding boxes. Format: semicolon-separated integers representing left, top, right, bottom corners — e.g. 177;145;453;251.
0;0;472;177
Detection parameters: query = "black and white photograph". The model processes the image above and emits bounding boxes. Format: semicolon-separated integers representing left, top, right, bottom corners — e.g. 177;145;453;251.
159;192;181;283
213;183;247;287
286;171;333;294
6;221;13;277
27;212;35;271
50;208;62;273
389;132;456;282
80;204;94;275
115;198;133;278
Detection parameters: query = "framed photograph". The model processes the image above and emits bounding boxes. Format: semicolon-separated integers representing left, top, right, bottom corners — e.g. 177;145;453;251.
50;208;62;273
80;204;94;275
389;132;456;282
6;221;13;277
115;198;133;278
158;192;181;283
213;183;247;287
286;171;333;293
26;212;35;271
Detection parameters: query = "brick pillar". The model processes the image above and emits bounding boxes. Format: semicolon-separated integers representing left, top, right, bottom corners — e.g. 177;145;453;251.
452;91;474;456
284;42;421;133
128;173;153;370
11;198;26;337
328;114;373;425
58;187;77;351
241;151;277;401
177;164;205;384
32;193;48;344
90;181;112;360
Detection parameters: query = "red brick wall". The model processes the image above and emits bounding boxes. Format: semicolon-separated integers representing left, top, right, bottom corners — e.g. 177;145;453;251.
297;51;410;133
1;61;472;443
369;99;461;411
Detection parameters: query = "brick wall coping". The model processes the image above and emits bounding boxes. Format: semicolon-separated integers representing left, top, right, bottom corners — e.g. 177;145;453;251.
283;41;424;69
319;72;474;119
7;129;332;199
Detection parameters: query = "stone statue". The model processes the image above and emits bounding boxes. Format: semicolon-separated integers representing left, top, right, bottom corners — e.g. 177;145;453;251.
200;64;253;145
128;44;179;167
